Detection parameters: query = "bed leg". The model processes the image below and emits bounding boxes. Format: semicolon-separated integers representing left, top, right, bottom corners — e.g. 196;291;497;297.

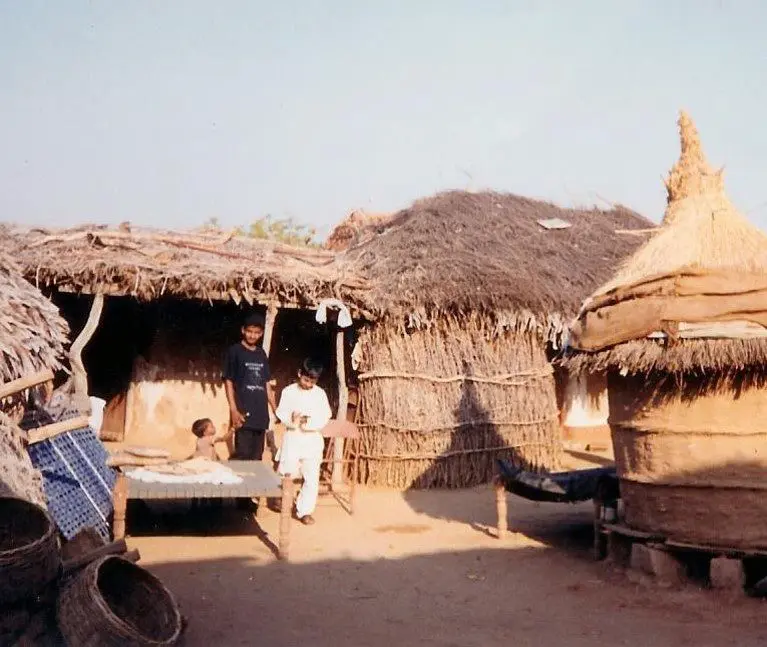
278;476;294;561
112;473;128;541
593;497;607;560
494;476;508;540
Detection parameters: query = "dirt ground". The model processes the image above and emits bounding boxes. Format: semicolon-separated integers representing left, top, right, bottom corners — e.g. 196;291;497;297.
127;451;767;647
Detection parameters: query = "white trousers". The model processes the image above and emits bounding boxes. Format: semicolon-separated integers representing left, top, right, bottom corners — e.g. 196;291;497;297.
277;431;324;518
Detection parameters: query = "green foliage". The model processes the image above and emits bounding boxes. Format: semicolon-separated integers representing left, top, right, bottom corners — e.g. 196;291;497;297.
204;216;319;247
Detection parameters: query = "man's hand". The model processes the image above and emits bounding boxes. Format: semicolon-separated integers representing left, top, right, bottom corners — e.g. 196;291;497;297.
230;409;246;430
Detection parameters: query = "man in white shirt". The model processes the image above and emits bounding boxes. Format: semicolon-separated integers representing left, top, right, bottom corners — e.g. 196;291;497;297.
275;358;332;525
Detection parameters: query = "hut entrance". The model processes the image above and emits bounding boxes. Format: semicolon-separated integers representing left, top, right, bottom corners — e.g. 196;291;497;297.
270;308;339;411
53;293;156;439
53;294;338;457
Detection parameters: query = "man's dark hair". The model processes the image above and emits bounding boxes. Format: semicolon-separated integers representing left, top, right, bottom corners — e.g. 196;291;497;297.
300;358;323;380
191;418;213;438
243;313;265;329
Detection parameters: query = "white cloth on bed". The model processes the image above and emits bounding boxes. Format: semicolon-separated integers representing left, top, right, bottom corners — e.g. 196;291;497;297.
126;463;243;485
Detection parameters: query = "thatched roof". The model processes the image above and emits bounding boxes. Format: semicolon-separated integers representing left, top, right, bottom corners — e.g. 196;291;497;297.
0;251;68;383
340;190;653;336
7;224;370;313
564;112;767;374
325;209;396;252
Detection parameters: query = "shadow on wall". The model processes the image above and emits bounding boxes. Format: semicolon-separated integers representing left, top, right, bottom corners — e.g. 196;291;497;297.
405;361;529;489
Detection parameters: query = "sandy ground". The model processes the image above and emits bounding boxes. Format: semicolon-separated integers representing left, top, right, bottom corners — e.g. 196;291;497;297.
126;451;767;647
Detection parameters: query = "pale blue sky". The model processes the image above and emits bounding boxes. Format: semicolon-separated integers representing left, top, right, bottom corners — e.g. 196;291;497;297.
1;0;766;235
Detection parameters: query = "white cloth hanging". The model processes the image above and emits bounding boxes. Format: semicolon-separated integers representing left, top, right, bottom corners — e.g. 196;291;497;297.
88;396;106;433
315;298;353;328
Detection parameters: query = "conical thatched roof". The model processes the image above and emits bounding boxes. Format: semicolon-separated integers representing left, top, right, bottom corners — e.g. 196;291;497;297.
565;111;767;374
340;190;653;337
0;250;69;383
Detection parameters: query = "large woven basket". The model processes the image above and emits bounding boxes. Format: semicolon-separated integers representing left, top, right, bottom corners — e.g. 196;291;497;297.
57;555;183;646
0;497;60;605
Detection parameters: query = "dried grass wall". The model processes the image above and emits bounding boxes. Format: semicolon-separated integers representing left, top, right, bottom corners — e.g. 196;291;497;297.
355;314;562;488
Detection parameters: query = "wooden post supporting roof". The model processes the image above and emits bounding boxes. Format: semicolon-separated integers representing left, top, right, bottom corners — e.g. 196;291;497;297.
332;328;348;487
262;304;278;358
69;292;105;411
261;304;279;510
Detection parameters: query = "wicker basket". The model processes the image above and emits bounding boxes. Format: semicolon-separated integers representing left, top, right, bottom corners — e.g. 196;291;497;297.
0;497;60;605
57;556;183;646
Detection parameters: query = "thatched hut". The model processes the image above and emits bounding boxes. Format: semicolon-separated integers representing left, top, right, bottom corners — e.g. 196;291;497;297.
0;249;68;505
563;112;767;549
340;190;653;488
9;225;367;460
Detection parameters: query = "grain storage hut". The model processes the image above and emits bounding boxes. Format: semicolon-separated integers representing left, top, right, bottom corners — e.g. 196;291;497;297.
564;112;767;549
341;190;652;488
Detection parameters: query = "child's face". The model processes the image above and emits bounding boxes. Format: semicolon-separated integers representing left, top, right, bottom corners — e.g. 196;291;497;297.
203;422;216;437
241;325;264;347
297;372;318;390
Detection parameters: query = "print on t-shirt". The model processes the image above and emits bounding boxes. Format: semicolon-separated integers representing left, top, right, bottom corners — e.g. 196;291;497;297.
223;343;271;430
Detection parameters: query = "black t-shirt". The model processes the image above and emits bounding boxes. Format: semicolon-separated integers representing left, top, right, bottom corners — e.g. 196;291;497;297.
222;343;271;430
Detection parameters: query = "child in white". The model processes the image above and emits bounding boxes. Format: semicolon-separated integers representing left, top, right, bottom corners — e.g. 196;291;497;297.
275;359;332;525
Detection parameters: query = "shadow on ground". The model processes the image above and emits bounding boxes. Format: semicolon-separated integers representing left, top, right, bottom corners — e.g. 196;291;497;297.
148;546;766;647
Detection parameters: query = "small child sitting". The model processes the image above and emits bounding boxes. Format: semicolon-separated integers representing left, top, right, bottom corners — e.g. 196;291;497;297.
275;358;332;525
192;418;218;460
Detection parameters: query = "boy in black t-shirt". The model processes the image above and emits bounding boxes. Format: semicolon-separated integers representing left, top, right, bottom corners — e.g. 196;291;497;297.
223;313;276;460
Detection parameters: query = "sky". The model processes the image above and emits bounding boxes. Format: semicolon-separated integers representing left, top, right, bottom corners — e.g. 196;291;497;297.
1;0;766;236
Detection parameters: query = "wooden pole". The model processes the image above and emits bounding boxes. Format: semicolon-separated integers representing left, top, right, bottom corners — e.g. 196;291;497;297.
62;539;128;574
494;476;508;539
0;369;54;400
262;304;278;358
332;329;348;487
69;292;105;410
112;473;128;541
593;497;607;560
260;305;279;512
278;476;294;561
27;415;90;445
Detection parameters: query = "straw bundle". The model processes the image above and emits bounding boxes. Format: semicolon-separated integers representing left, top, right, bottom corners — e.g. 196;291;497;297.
355;315;562;488
325;209;395;251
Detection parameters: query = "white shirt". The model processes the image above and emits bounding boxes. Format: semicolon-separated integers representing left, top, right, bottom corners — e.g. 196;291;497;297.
276;384;332;432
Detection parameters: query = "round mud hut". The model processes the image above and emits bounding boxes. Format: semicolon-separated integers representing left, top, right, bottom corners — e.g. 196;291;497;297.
340;190;652;488
564;111;767;549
